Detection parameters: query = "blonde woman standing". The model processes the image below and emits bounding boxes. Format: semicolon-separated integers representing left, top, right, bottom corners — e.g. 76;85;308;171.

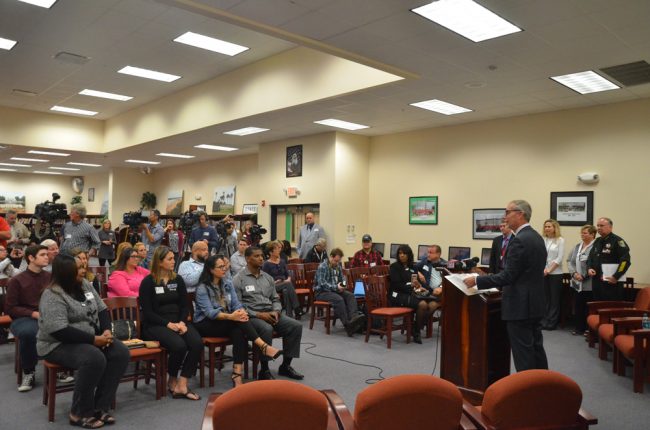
541;219;565;330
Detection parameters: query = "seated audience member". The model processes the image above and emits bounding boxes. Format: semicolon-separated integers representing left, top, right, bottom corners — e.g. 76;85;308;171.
350;234;385;268
163;218;184;268
6;245;50;392
133;242;148;268
193;255;283;387
69;248;100;294
314;248;365;336
389;245;437;344
188;212;220;254
567;225;596;336
230;239;248;277
97;219;116;267
7;209;31;246
305;238;328;264
262;240;301;319
415;244;446;306
40;238;59;272
280;240;292;264
8;244;26;271
37;254;129;428
233;246;304;381
0;244;19;279
110;242;133;271
139;246;202;401
107;248;150;297
177;241;209;293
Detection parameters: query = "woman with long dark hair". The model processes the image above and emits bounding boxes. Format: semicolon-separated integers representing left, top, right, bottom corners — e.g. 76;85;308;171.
194;254;282;387
107;247;149;297
37;254;129;428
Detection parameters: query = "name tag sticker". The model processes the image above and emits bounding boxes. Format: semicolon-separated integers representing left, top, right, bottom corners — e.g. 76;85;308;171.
203;232;210;236
84;292;94;300
245;285;255;292
167;283;177;291
423;266;430;272
65;234;72;239
314;228;319;232
155;287;165;294
392;291;398;298
370;262;376;268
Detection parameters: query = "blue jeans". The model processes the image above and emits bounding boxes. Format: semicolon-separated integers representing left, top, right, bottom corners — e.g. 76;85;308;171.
10;317;39;373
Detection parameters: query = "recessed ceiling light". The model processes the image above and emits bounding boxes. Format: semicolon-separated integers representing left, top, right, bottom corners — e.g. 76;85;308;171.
156;153;196;159
412;0;522;43
0;162;31;167
125;159;161;165
18;0;57;8
118;66;180;82
410;99;473;115
67;162;102;167
0;168;17;172
34;171;62;175
79;89;133;101
48;166;80;171
174;32;249;56
0;37;18;51
194;144;238;152
11;157;48;162
28;150;70;156
51;106;98;116
224;127;269;136
550;70;620;94
314;119;369;130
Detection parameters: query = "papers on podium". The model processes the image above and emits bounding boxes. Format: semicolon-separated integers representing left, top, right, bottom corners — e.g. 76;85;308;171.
445;273;499;296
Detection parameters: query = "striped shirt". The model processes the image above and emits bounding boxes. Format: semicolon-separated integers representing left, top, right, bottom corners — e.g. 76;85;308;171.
60;220;100;252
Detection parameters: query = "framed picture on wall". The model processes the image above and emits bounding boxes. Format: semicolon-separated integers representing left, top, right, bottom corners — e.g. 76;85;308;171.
242;204;258;214
550;191;593;226
88;188;95;202
409;196;438;224
286;145;302;177
472;208;505;240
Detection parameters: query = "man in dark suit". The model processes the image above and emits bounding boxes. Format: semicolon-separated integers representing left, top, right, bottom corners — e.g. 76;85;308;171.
489;219;513;274
464;200;548;372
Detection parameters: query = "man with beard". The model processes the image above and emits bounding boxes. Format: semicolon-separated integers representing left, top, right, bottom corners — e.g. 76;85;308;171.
178;241;209;293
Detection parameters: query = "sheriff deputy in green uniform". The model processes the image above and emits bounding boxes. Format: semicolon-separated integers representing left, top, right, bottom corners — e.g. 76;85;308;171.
587;217;631;301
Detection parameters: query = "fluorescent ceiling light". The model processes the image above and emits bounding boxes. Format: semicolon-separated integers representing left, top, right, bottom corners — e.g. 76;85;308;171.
18;0;57;8
11;157;48;162
412;0;522;43
314;119;369;130
28;150;70;156
550;70;620;94
48;166;80;171
79;89;133;101
194;144;238;152
174;32;249;56
156;153;195;159
0;162;31;167
51;105;97;116
224;127;269;136
410;99;473;115
0;168;17;172
118;66;180;82
67;162;102;167
34;171;62;175
0;37;18;50
125;159;160;165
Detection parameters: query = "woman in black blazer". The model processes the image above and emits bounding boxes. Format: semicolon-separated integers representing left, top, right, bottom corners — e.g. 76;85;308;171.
389;245;437;344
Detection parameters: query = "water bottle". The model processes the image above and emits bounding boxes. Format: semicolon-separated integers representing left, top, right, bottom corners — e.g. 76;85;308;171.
643;313;650;330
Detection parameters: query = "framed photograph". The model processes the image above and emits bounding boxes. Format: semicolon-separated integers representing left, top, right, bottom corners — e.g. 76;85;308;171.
481;248;492;266
242;204;258;214
87;188;95;202
473;208;505;240
286;145;302;177
417;244;429;260
212;185;236;215
448;246;471;261
409;196;438;225
390;243;406;259
551;191;594;226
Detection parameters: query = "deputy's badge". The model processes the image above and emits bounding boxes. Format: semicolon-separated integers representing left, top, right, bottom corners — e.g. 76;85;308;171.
618;240;627;248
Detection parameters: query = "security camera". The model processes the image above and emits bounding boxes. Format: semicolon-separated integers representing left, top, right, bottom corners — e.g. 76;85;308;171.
577;172;599;184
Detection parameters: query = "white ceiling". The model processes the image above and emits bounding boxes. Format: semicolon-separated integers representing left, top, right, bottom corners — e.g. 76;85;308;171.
1;0;650;174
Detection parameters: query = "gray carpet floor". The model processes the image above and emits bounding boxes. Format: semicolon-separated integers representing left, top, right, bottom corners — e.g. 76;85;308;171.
1;318;648;429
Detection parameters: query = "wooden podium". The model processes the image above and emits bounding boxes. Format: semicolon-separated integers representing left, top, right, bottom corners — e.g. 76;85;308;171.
440;272;511;392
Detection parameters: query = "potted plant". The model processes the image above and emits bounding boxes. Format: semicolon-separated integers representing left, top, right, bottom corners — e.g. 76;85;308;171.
71;195;82;205
140;192;157;209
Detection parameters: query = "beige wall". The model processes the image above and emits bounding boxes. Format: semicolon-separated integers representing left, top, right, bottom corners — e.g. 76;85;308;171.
369;98;650;282
0;172;77;213
108;167;153;224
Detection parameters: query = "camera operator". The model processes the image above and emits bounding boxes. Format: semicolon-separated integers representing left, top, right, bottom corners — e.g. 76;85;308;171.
8;244;26;271
217;221;237;258
6;209;30;246
188;212;220;254
60;204;100;255
141;209;164;268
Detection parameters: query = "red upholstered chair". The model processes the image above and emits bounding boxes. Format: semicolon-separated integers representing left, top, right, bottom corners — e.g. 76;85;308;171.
364;275;412;349
201;380;340;430
333;374;473;430
586;286;650;348
462;369;597;430
613;317;650;393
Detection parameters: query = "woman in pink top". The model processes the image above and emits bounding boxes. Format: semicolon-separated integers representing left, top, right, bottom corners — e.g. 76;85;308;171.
107;248;150;297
